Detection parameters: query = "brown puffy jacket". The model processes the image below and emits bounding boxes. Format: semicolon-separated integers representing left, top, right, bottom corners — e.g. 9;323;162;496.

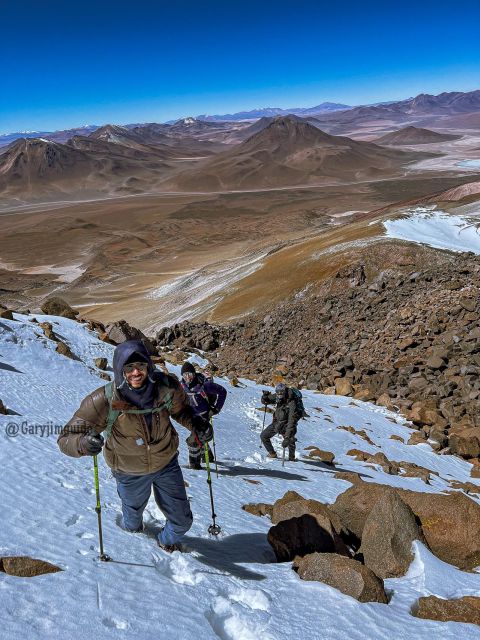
58;374;195;475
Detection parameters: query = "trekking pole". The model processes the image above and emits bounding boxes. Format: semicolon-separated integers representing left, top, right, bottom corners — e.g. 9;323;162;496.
261;405;267;434
93;455;111;562
210;418;219;479
282;446;286;468
194;433;221;536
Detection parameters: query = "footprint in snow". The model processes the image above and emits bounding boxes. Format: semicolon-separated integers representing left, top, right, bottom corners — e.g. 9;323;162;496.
65;514;81;527
102;617;129;630
207;587;273;640
153;551;202;586
76;531;95;539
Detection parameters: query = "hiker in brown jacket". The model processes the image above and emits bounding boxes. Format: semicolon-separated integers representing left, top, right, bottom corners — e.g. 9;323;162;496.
58;339;212;552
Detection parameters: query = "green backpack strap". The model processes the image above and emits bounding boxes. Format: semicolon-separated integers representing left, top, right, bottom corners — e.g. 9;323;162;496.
104;382;121;440
103;383;174;440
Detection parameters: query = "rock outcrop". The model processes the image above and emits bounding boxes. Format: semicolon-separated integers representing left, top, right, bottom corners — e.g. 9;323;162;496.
294;553;388;603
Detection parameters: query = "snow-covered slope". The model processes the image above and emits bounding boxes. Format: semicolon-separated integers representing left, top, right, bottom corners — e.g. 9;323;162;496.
384;206;480;254
1;314;480;639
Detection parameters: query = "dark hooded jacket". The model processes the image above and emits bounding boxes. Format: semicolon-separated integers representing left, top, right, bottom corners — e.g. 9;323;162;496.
263;388;299;439
180;373;227;419
58;340;202;475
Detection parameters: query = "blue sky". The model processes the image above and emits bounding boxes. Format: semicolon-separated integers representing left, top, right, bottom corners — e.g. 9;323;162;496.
1;0;479;134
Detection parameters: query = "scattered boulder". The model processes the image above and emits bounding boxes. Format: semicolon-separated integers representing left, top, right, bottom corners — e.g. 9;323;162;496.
449;426;480;459
55;342;75;360
41;297;78;320
0;556;62;577
360;492;423;578
303;447;335;464
0;309;14;320
94;357;108;370
0;399;8;415
295;553;388;604
39;321;55;340
335;378;353;396
105;320;156;353
412;595;480;626
242;503;273;518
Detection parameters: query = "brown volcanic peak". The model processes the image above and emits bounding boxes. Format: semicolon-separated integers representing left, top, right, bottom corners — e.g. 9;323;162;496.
376;126;461;146
0;137;91;181
163;115;431;191
406;90;480;114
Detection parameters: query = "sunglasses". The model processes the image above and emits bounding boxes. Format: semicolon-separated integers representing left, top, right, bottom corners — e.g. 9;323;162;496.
182;372;195;380
123;362;148;374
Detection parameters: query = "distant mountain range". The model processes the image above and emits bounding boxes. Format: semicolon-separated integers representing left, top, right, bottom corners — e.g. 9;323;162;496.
196;102;351;121
2;90;479;148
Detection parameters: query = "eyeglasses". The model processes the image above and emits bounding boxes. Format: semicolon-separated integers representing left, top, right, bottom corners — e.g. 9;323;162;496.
123;362;148;374
182;372;195;381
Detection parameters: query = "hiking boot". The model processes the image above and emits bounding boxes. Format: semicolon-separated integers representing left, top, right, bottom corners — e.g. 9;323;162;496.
157;540;182;553
266;452;278;459
288;456;297;462
189;461;202;470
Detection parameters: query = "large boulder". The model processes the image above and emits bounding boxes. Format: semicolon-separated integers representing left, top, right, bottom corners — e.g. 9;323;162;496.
270;491;349;557
331;481;480;570
360;492;423;578
104;320;156;354
295;553;388;604
41;297;78;320
412;595;480;625
449;426;480;459
268;514;341;563
0;556;62;577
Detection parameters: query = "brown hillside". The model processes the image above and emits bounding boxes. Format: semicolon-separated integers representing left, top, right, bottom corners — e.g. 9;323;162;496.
163;116;430;191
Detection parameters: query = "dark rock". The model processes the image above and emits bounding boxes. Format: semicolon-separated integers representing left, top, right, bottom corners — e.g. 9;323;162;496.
41;297;78;320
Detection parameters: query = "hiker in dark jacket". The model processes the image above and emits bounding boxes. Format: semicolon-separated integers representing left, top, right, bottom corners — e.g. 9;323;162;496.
260;383;299;461
58;340;212;552
180;361;227;469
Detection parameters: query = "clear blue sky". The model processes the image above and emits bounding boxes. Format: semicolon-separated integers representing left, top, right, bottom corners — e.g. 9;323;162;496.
1;0;479;134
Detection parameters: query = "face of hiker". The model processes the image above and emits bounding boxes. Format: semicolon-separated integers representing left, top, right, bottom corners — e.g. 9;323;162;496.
182;372;195;385
123;362;148;388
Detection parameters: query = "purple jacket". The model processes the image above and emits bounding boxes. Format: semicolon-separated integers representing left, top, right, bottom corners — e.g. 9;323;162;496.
180;373;227;419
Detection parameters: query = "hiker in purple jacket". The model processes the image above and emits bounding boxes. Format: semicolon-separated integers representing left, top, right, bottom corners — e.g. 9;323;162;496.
180;362;227;469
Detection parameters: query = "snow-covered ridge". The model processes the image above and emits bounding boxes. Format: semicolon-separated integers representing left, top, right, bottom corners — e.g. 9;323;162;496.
1;313;480;639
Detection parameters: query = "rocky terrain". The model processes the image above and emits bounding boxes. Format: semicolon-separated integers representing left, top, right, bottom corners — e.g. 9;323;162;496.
155;247;480;461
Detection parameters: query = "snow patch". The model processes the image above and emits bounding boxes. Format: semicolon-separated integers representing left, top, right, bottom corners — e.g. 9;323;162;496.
384;207;480;254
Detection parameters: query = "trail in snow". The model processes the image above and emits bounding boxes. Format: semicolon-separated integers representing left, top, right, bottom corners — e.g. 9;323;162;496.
1;314;480;639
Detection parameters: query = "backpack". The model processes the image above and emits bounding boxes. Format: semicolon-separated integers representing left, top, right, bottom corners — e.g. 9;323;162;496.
290;387;307;419
103;381;173;440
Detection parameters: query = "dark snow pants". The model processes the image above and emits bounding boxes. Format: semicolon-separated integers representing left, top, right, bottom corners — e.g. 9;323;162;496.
186;432;214;466
113;455;193;545
261;422;296;458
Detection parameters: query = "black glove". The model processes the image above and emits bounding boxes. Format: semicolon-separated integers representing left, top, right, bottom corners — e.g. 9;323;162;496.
261;391;270;405
192;417;213;445
281;437;290;448
208;407;219;418
79;429;104;456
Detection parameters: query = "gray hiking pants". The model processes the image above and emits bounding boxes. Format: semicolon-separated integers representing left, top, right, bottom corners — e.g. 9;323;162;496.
113;455;192;545
261;422;296;458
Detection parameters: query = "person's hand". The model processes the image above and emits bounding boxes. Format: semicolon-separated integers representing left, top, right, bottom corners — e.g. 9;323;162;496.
281;437;290;449
208;407;219;419
261;391;270;405
79;429;104;456
193;417;213;444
